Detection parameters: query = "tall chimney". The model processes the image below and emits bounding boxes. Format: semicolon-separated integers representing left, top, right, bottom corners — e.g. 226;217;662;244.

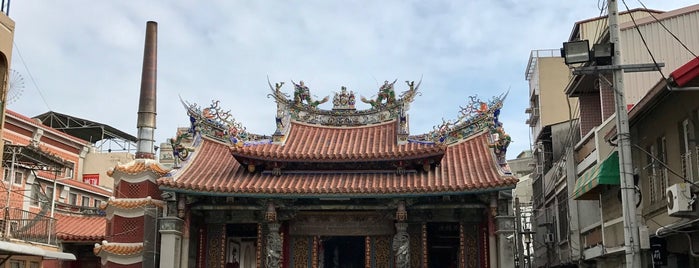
135;21;158;159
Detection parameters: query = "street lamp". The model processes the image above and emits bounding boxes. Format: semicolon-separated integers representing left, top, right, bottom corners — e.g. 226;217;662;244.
561;40;590;65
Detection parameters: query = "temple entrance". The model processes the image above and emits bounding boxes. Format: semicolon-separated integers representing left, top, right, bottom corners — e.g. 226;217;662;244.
427;223;460;268
320;236;365;268
225;223;258;268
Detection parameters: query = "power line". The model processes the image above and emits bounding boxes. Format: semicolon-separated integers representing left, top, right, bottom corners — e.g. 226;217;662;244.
620;0;669;88
12;42;52;111
636;0;698;59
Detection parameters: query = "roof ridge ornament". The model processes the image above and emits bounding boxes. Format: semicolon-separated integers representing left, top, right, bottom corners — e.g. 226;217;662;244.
332;86;356;110
421;91;509;145
291;80;329;109
361;79;397;109
180;98;271;145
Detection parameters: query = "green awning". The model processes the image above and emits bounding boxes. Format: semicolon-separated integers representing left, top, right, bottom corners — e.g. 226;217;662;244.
573;151;620;200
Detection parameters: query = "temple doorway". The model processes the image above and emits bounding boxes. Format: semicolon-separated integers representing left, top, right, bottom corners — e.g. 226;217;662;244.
225;223;258;268
427;223;460;268
320;236;365;268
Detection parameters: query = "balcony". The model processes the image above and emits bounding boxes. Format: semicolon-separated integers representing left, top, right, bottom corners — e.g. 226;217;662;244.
525;107;540;127
0;208;57;246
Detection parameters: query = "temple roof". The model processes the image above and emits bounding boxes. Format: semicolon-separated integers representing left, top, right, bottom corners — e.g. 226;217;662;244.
160;80;515;196
158;131;516;197
230;120;444;162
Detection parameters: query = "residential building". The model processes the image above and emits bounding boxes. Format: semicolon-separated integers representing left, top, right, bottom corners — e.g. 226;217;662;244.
565;4;699;267
2;109;116;268
630;58;699;267
509;150;534;268
525;46;582;267
1;5;77;267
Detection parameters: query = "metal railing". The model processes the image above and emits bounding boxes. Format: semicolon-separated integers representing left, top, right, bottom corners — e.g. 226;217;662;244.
0;207;57;245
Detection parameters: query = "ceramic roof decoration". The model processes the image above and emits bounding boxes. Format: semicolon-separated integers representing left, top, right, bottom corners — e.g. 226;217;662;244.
158;80;515;197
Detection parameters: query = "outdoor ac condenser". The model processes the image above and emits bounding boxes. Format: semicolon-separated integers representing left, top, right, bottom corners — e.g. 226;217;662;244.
667;183;693;216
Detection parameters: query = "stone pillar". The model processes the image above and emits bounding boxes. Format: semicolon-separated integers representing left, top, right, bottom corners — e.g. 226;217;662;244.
392;201;410;268
489;194;498;268
159;217;184;268
422;223;428;268
265;203;282;268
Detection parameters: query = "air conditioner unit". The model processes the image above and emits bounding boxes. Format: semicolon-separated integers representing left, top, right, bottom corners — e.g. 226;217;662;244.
667;183;694;217
544;233;555;243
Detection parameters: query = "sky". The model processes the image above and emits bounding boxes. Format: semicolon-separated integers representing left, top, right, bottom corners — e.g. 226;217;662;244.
5;1;697;160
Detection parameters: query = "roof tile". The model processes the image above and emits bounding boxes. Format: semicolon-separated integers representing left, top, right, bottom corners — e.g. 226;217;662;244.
56;214;106;241
159;131;516;196
230;121;444;162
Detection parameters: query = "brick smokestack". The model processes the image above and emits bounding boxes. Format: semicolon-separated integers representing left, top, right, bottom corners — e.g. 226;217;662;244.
136;21;157;159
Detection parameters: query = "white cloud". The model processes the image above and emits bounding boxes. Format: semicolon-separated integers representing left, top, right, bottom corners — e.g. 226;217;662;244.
6;1;698;159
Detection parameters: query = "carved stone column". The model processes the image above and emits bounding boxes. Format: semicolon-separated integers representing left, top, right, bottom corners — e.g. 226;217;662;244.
392;201;410;268
265;203;282;268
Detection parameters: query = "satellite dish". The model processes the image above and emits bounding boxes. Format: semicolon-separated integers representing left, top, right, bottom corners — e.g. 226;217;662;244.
7;69;25;105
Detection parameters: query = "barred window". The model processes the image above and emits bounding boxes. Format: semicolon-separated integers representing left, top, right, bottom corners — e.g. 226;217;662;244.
557;190;568;242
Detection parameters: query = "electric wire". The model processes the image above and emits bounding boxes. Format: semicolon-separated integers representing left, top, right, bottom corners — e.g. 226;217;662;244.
593;0;609;44
620;0;670;89
636;0;698;59
12;42;53;111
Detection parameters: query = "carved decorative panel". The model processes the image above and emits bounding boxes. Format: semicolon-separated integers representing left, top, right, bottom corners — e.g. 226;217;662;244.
409;233;421;268
465;224;478;268
289;212;393;236
292;236;310;268
374;236;391;268
206;224;225;268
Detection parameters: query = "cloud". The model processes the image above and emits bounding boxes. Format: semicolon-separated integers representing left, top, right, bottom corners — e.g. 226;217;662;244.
6;1;698;160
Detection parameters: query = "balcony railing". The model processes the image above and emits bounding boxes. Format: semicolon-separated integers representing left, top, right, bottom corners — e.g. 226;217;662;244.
54;202;106;216
0;207;57;246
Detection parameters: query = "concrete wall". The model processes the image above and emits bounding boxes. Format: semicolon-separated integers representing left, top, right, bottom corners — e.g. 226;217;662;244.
0;12;14;186
83;150;134;189
621;6;699;107
538;57;579;129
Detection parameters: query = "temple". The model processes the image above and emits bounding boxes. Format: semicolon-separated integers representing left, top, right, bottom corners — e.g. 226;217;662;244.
157;78;514;268
97;22;516;268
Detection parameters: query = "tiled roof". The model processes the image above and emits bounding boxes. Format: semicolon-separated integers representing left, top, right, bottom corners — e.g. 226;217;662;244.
107;159;171;177
55;214;106;241
230;121;444;162
159;131;516;196
94;241;143;256
101;196;166;210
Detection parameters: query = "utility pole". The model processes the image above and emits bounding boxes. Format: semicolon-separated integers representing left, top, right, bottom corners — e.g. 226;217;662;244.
515;197;524;268
607;0;642;267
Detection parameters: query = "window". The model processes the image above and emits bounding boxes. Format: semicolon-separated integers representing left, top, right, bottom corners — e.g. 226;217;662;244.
646;144;658;202
9;260;25;268
29;262;39;268
65;167;73;178
82;196;91;207
3;168;9;182
557;190;568;242
13;171;23;184
69;193;77;205
46;186;54;201
94;199;101;208
31;185;39;206
681;119;696;181
658;136;668;199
